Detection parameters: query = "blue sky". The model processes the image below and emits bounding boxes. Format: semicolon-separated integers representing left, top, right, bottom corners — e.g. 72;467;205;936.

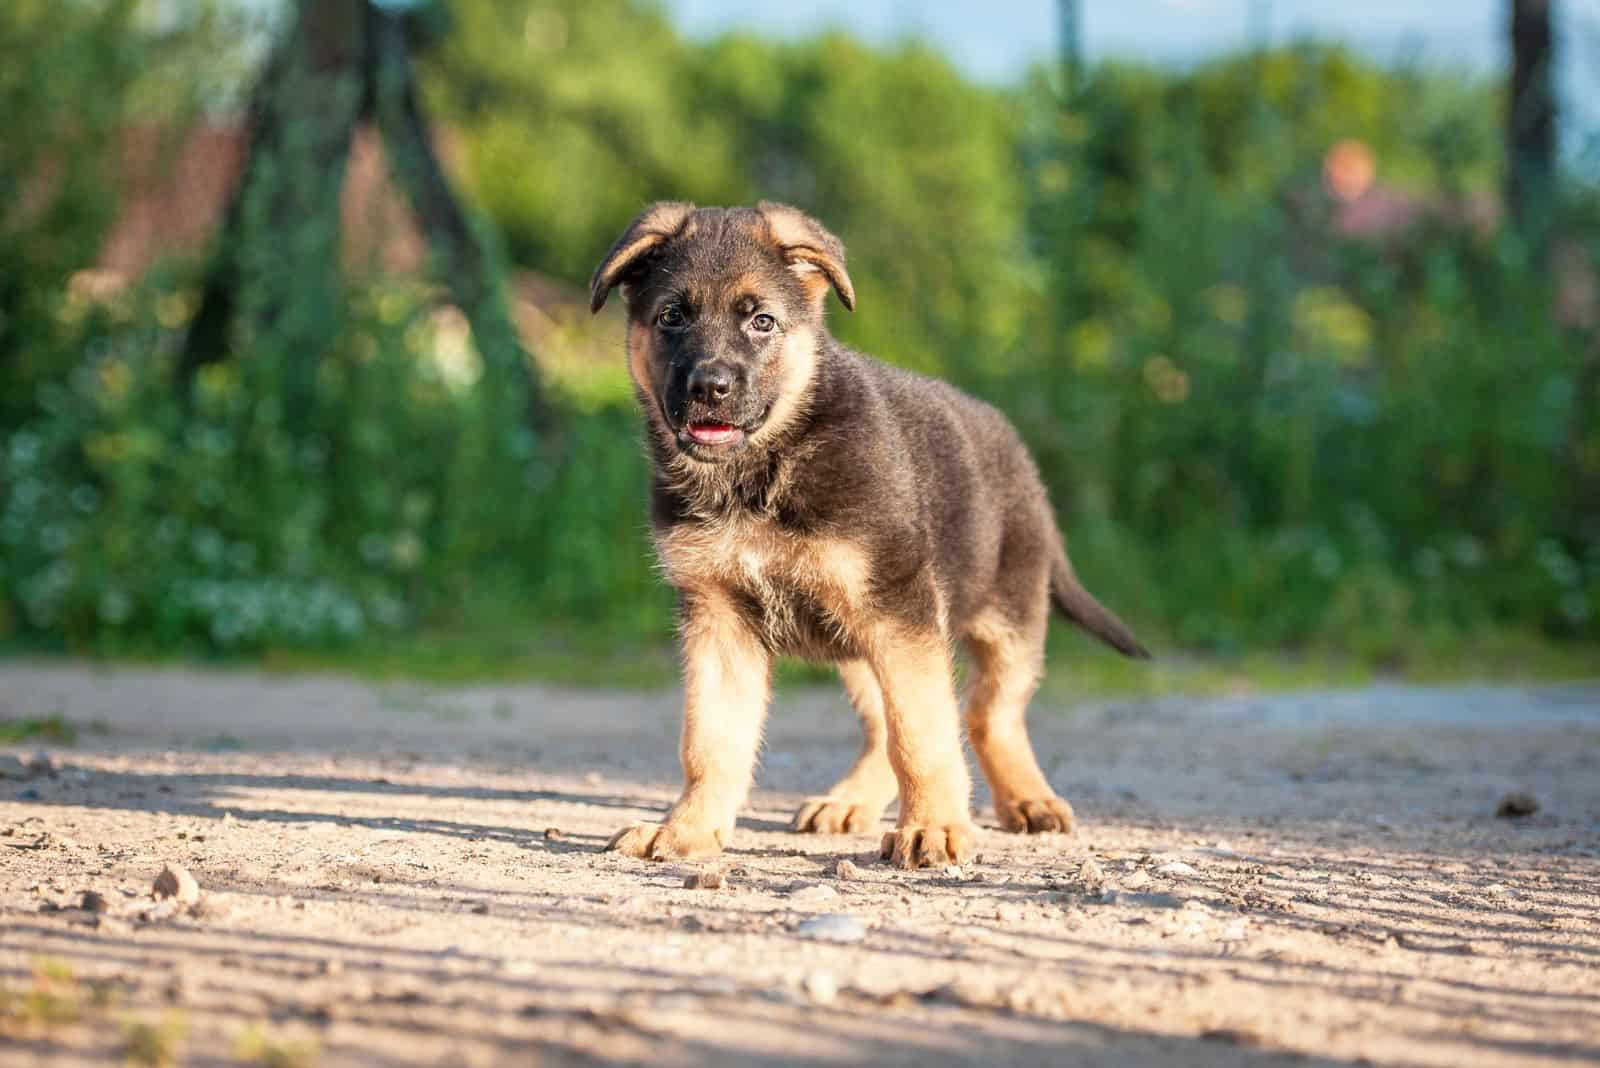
669;0;1598;84
668;0;1600;146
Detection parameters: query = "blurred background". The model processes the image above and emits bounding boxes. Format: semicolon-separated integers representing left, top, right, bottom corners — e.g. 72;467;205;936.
2;0;1597;692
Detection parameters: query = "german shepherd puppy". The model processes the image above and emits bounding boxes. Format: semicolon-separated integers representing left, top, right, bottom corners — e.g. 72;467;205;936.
589;202;1147;869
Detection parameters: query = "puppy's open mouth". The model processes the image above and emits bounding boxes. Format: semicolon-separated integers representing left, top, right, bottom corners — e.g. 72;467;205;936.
685;418;744;447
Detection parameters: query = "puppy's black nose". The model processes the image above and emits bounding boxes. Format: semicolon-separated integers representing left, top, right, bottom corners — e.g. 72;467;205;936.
687;362;734;404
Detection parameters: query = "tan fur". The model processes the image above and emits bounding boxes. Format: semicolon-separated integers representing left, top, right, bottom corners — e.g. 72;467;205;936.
626;322;660;410
747;325;818;448
657;518;870;653
790;659;897;834
607;587;771;860
864;621;975;868
963;607;1074;834
588;201;695;313
755;202;856;309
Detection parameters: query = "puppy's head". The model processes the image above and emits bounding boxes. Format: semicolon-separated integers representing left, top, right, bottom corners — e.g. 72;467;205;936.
589;202;854;463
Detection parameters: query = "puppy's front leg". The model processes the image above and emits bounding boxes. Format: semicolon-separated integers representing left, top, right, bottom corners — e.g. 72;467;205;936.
608;589;770;861
870;628;976;869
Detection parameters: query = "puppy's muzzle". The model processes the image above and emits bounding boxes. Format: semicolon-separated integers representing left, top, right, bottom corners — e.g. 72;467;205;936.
666;360;765;452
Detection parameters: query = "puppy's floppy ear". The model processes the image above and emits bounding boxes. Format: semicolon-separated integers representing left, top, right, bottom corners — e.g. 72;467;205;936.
755;201;855;311
589;201;695;314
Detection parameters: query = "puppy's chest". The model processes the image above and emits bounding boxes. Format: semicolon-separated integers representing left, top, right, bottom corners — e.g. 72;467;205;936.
655;517;870;655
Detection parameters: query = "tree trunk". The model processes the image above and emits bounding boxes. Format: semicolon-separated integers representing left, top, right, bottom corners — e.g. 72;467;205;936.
366;6;542;425
1057;0;1080;97
1508;0;1557;245
180;0;365;387
180;0;543;426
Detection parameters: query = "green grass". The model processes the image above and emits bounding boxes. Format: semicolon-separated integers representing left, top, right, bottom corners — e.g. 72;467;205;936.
260;627;682;688
6;601;1594;701
33;618;1587;701
0;713;78;746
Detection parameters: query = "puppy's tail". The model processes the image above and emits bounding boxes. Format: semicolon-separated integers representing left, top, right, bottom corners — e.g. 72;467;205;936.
1050;542;1151;660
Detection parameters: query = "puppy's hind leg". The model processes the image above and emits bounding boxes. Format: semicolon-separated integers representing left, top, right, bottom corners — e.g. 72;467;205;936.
964;605;1075;835
791;659;898;835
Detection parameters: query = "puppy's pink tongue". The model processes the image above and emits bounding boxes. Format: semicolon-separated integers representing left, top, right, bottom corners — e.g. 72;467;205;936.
688;420;740;445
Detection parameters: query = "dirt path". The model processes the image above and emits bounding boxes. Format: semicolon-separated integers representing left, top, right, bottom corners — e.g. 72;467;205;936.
2;663;1597;1067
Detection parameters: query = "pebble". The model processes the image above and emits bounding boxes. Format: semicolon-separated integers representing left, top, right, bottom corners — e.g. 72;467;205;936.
1121;870;1152;890
684;868;726;890
1495;792;1539;819
152;864;201;904
802;971;838;1005
796;914;866;943
1104;891;1185;909
543;827;563;841
1155;861;1200;878
788;883;839;907
1075;858;1107;890
832;859;862;881
1201;1027;1264;1047
80;890;111;913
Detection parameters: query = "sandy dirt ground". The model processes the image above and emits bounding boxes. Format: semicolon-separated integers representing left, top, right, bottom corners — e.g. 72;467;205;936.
1;662;1597;1068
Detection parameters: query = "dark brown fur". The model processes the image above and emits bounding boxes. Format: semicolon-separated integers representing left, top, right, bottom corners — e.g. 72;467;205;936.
591;202;1147;868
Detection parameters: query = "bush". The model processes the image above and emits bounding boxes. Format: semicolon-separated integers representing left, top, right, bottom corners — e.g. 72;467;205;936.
2;6;1596;671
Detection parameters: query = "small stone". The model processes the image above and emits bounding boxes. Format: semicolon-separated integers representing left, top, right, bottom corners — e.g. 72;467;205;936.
801;971;838;1005
79;890;111;913
942;865;964;879
832;859;862;880
470;901;491;914
1155;861;1200;878
684;868;726;890
26;752;57;775
543;827;563;841
796;914;866;943
1496;792;1539;819
1075;858;1107;891
788;883;839;907
1111;891;1186;909
1121;870;1152;890
1201;1027;1264;1047
152;864;201;904
140;899;181;923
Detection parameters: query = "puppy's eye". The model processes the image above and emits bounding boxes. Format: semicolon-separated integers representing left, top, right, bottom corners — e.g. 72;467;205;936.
749;313;777;333
658;305;686;329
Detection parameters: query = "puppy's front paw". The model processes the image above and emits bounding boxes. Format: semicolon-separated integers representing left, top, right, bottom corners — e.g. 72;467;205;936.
879;823;976;869
996;796;1075;835
791;795;888;835
605;821;724;861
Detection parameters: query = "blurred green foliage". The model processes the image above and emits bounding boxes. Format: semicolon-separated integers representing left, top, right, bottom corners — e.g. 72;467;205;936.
1;0;1597;679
